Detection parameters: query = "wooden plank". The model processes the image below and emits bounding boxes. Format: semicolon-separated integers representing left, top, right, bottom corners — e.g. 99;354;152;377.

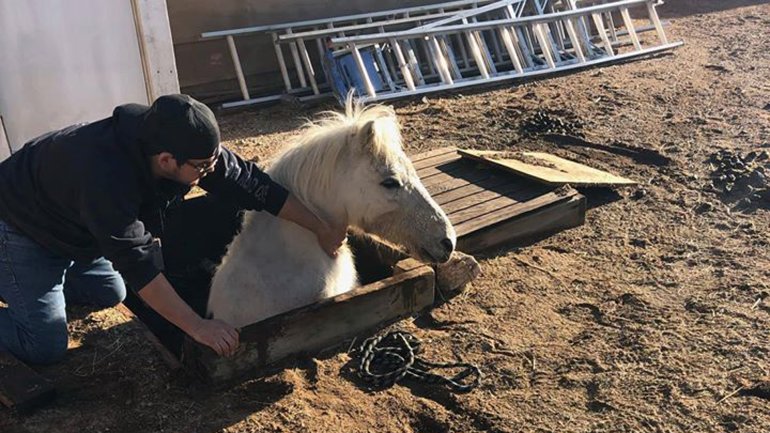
412;147;461;170
458;193;586;253
408;146;457;164
454;187;581;237
453;188;574;236
430;174;512;204
458;149;637;187
393;258;423;273
393;252;480;298
441;181;542;215
421;162;492;189
420;162;471;187
0;352;56;413
417;156;464;178
428;173;509;201
448;186;546;226
182;265;435;385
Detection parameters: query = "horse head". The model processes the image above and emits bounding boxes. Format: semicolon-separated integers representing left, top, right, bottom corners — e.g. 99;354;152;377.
270;98;456;263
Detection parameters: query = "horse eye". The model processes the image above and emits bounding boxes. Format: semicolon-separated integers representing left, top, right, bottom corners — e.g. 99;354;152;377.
380;178;402;189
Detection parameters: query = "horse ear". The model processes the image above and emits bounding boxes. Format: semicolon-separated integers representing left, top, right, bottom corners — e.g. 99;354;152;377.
354;120;376;152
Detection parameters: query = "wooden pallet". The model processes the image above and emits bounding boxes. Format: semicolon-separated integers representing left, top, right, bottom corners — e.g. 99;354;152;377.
0;352;56;413
412;147;586;253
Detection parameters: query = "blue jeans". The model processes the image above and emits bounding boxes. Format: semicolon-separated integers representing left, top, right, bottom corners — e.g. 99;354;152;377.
0;219;126;364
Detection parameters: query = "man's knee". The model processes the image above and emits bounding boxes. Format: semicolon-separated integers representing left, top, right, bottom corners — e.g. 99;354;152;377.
16;329;69;365
64;271;127;308
98;278;127;308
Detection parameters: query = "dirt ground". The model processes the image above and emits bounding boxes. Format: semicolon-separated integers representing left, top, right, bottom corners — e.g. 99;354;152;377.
3;1;769;432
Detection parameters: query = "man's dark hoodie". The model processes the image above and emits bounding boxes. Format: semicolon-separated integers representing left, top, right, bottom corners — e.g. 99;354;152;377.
0;95;288;292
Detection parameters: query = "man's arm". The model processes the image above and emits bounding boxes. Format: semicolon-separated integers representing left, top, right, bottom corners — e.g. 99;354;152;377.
79;174;238;356
277;194;347;257
198;146;289;215
137;273;238;356
200;146;347;256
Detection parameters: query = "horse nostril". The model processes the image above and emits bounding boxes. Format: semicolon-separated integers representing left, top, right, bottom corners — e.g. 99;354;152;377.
440;238;454;254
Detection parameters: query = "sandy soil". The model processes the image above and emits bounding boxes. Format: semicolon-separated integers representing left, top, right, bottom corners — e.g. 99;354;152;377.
2;1;769;432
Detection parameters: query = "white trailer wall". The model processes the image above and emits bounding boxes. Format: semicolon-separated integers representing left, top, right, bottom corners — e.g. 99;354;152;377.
0;0;178;155
0;117;10;160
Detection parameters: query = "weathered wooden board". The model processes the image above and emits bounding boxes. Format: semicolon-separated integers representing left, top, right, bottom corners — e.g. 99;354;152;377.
181;264;435;385
457;149;637;187
0;352;56;413
411;147;586;253
457;191;585;253
396;252;481;298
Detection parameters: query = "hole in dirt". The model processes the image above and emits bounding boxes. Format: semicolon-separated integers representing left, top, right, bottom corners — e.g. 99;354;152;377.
409;412;450;433
123;195;407;359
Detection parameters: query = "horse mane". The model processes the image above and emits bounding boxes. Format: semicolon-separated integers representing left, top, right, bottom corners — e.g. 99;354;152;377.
267;98;403;207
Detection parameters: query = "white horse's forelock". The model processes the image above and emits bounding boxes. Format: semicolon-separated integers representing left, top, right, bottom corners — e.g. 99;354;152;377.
267;99;403;206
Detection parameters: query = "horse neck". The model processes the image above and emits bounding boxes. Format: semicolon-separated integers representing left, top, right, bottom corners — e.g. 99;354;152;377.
266;139;347;224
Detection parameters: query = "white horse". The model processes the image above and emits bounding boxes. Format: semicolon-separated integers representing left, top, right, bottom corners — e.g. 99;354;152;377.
207;100;456;328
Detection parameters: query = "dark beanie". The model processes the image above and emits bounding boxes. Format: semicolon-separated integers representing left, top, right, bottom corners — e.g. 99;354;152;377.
140;94;220;161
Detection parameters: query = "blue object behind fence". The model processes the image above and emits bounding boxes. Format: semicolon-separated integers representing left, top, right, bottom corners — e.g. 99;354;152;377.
323;48;383;104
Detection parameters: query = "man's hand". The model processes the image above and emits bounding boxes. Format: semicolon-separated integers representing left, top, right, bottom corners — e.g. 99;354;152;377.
315;221;348;258
189;318;240;357
277;194;348;258
138;273;240;358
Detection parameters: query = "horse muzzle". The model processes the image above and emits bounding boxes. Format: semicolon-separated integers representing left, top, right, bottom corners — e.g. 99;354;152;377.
419;237;455;264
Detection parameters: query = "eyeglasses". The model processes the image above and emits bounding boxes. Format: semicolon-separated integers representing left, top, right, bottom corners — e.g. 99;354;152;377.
184;152;220;174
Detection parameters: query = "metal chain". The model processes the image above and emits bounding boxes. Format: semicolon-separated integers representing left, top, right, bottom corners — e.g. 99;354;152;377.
356;331;482;393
